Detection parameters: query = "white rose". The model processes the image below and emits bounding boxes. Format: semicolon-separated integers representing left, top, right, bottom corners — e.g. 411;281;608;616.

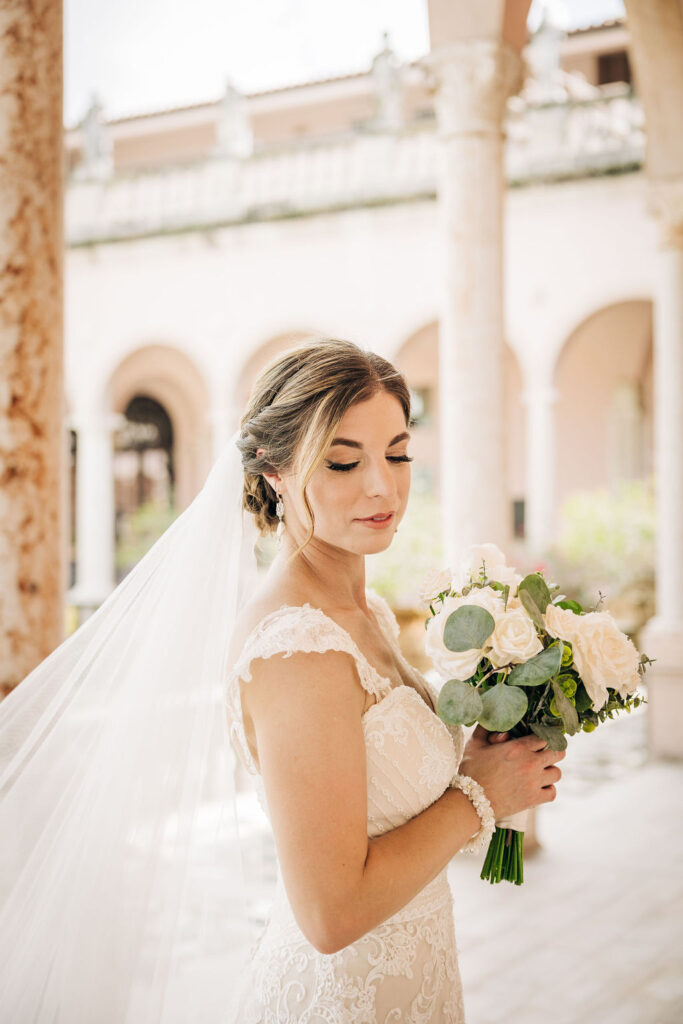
417;567;454;609
456;542;523;593
458;542;508;584
488;564;525;591
463;585;506;623
488;606;544;668
543;605;641;710
425;595;490;681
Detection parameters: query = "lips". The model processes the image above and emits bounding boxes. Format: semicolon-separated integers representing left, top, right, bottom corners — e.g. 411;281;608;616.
356;512;394;521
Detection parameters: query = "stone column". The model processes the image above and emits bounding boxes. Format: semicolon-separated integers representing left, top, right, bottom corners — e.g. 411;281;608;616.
640;180;683;758
423;40;524;568
0;0;64;695
522;378;558;558
70;414;118;614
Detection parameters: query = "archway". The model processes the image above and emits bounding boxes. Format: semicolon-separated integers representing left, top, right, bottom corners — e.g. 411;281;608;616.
233;330;319;413
107;343;211;509
554;299;653;506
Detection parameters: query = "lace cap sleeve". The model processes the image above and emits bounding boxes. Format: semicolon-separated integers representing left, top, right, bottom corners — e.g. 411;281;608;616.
225;603;392;775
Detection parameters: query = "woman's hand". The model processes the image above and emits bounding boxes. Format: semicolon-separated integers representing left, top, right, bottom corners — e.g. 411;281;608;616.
459;724;565;820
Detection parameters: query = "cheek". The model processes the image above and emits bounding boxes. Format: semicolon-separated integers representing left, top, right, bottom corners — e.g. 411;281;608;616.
306;472;355;522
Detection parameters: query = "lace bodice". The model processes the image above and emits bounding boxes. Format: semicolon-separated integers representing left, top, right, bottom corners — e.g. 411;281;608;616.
225;588;467;1023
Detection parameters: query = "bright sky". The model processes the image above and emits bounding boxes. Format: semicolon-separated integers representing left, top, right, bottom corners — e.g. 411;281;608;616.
64;0;626;128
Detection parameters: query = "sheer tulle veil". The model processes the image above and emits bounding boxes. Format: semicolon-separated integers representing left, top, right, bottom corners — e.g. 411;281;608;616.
0;429;261;1022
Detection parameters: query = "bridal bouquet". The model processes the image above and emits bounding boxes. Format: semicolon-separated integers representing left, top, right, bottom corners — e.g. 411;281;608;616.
420;543;652;885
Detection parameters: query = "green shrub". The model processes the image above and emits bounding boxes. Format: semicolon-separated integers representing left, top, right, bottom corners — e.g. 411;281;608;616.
544;478;655;614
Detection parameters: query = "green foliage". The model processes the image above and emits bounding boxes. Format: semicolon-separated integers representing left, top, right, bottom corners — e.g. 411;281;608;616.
443;605;495;653
530;721;568;750
437;679;483;727
508;642;563;687
550;679;580;734
544;479;655;610
116;500;178;576
479;682;528;731
518;573;552;615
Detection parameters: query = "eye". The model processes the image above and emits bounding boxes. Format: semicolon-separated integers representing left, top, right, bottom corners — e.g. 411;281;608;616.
387;455;413;464
326;460;359;472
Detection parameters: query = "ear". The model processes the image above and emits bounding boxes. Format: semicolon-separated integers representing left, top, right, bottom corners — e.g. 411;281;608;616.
263;470;284;496
256;447;285;496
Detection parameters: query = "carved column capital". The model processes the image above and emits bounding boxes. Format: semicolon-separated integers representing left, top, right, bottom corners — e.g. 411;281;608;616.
420;39;525;137
648;177;683;249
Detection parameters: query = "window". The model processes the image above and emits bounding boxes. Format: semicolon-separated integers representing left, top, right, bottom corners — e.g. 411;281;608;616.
513;499;525;539
597;50;632;86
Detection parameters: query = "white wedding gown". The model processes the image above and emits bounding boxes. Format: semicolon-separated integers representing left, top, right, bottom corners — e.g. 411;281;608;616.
225;588;467;1024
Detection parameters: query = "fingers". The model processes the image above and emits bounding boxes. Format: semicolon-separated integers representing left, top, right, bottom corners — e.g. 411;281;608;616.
540;747;567;766
541;783;557;802
470;724;491;745
518;733;550;752
487;731;509;744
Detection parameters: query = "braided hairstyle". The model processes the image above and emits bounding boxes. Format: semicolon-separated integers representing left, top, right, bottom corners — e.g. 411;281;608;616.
236;336;412;559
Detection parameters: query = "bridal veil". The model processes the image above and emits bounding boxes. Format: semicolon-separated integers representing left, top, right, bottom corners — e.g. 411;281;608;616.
0;430;261;1022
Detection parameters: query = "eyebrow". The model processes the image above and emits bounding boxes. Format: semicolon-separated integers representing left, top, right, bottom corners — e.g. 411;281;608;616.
329;431;411;450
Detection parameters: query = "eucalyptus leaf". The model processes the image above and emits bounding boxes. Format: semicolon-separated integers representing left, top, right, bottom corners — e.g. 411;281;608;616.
437;679;484;727
550;679;580;735
530;721;568;751
443;605;495;653
508;642;564;687
519;573;552;615
518;589;545;631
556;598;584;614
478;683;528;732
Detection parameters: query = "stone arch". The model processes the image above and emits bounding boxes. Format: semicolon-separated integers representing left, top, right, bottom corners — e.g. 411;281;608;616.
106;343;211;508
553;299;654;507
392;323;440;492
233;329;322;413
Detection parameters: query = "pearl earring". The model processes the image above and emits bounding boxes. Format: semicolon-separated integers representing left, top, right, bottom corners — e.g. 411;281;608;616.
275;495;285;539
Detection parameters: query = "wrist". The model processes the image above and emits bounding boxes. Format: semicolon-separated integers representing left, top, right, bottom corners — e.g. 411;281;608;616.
448;773;496;854
445;785;482;840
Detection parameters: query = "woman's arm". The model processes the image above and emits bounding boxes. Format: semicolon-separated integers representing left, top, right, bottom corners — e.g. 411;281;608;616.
244;648;562;954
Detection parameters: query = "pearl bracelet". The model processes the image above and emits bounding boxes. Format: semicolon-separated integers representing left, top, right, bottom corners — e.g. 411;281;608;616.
448;773;496;854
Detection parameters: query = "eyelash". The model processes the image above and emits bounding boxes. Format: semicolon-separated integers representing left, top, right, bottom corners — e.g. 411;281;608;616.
326;455;414;472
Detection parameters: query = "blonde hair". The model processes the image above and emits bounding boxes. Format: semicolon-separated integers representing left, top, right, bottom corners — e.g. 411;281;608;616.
236;336;412;562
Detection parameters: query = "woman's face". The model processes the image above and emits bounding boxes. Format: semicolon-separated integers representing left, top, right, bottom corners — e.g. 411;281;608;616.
281;390;412;557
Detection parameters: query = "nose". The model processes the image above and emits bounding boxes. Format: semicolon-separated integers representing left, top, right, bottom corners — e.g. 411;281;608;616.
364;455;398;501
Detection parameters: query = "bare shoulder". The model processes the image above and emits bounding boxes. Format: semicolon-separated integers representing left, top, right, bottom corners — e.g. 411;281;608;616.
227;577;313;663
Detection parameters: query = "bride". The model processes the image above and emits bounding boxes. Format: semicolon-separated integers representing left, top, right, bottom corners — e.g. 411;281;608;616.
226;337;564;1021
0;335;564;1023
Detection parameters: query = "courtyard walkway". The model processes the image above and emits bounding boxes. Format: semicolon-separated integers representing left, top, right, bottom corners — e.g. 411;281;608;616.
449;704;683;1024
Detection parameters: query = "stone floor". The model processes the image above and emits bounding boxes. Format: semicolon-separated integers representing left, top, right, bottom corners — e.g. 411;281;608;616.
448;704;683;1024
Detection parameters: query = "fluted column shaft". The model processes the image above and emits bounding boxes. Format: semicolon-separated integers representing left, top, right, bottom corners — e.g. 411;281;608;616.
426;40;523;567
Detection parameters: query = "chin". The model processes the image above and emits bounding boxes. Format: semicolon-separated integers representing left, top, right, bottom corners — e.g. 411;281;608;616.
356;531;399;554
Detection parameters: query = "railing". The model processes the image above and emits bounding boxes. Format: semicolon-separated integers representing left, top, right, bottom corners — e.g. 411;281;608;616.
66;91;645;245
505;90;645;182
